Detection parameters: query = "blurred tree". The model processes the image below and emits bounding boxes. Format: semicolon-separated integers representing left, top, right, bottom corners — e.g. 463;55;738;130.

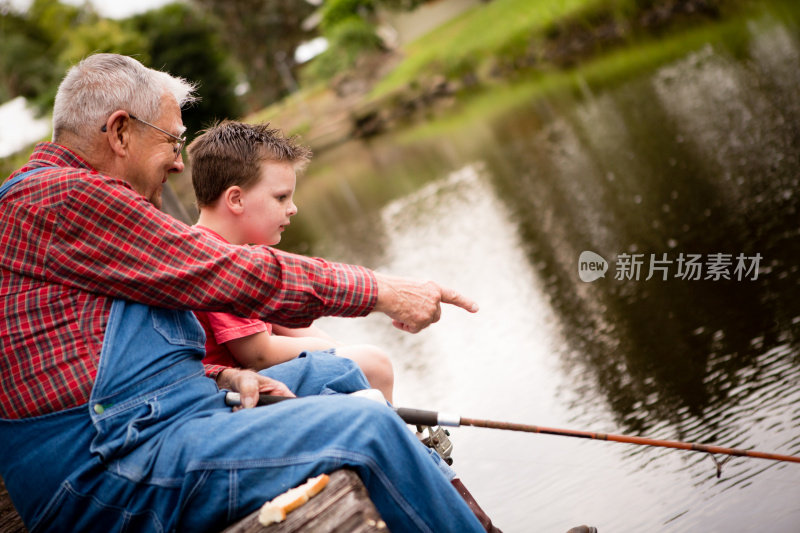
303;0;425;83
129;3;243;138
303;0;383;82
43;14;149;111
0;10;51;103
192;0;316;112
320;0;376;29
0;0;84;110
59;18;150;69
0;0;150;112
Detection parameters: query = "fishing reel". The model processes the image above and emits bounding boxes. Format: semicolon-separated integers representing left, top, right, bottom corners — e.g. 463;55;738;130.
416;425;454;465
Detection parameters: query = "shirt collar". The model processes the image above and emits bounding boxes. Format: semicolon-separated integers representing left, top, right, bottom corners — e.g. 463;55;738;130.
11;142;96;180
193;224;230;244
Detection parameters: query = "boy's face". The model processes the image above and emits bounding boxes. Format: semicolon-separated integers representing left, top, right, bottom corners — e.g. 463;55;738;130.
240;160;298;246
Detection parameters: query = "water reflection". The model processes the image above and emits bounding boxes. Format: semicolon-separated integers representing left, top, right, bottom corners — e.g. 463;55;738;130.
293;11;800;532
482;25;800;436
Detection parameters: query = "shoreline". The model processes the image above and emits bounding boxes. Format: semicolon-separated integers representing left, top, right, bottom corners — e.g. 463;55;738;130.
250;0;770;155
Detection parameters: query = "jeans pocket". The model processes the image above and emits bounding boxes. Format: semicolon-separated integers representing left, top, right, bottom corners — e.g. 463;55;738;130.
151;307;206;349
123;400;160;452
91;400;160;462
31;480;164;533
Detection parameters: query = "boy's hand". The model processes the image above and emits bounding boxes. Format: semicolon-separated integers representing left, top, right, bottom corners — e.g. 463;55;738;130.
373;272;479;333
218;368;294;410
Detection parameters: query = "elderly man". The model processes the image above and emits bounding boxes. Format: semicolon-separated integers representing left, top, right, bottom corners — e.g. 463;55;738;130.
0;54;487;532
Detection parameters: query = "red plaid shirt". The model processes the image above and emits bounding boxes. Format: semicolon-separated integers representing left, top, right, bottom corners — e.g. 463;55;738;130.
0;143;377;419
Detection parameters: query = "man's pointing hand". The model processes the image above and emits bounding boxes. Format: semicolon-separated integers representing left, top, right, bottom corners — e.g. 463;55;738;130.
373;272;479;333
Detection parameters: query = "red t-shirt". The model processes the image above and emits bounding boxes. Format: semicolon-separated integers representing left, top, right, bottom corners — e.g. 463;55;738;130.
192;225;273;368
195;310;273;368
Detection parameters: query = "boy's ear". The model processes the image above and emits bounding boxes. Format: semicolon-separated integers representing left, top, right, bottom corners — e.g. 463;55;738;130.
223;186;245;214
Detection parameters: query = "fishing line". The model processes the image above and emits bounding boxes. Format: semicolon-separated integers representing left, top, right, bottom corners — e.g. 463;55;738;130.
225;393;800;476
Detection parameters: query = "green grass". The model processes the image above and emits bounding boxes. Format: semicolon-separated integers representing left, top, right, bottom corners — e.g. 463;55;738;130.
391;9;761;144
371;0;614;99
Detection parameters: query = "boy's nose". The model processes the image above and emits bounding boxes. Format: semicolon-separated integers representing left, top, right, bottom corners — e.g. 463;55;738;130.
288;202;298;216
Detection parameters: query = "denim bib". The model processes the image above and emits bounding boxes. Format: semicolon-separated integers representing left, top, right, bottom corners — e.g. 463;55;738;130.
0;298;214;531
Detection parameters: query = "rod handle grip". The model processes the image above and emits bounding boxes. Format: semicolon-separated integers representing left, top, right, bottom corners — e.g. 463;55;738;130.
255;395;442;426
237;394;460;428
394;407;439;426
224;392;294;407
258;394;292;405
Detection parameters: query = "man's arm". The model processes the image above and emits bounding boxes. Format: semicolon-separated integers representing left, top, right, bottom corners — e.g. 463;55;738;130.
269;273;481;335
48;174;374;327
270;324;337;340
48;174;477;332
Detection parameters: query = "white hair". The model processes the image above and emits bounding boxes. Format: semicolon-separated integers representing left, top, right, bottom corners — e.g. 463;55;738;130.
52;53;198;141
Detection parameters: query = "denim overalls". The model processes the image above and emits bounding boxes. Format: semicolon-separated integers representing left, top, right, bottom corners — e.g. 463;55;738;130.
0;170;484;533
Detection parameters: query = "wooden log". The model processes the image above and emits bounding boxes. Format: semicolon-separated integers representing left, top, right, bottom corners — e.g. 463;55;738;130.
222;469;388;533
0;476;27;533
0;469;387;533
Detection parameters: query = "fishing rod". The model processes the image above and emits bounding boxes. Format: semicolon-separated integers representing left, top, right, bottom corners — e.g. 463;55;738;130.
224;392;800;475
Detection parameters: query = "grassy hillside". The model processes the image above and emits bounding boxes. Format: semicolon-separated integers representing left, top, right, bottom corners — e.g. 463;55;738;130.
370;0;611;99
251;0;759;152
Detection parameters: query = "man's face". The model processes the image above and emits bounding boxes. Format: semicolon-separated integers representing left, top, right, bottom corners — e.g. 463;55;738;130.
124;96;186;209
239;160;298;246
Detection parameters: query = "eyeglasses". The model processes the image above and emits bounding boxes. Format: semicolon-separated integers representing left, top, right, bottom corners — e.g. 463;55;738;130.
130;115;186;157
101;113;186;158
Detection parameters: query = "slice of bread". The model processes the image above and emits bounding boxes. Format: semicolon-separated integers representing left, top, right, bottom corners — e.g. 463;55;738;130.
258;474;330;526
302;473;329;498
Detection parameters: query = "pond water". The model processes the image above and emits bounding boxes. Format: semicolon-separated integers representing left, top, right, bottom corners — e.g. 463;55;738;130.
283;6;800;532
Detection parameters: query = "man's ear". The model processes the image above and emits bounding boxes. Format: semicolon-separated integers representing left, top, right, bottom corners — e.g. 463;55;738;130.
102;111;133;157
223;186;245;215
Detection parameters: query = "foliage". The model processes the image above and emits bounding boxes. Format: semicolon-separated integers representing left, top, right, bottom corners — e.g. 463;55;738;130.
371;0;606;98
0;0;156;111
192;0;316;111
376;0;427;10
303;0;434;84
0;0;83;111
0;11;52;103
303;15;384;81
320;0;376;31
330;15;384;51
303;0;388;84
0;0;242;140
59;18;150;69
128;3;243;138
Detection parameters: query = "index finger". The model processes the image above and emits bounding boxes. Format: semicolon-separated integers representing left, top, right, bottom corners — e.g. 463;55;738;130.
440;286;479;313
256;375;296;398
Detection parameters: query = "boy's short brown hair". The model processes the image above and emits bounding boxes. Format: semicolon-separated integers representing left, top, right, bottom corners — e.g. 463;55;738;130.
188;121;312;207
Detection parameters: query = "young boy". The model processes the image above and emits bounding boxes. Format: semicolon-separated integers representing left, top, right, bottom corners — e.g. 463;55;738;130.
188;121;394;402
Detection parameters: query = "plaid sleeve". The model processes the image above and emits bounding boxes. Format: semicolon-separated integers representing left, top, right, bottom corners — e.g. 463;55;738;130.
204;364;230;381
46;173;378;326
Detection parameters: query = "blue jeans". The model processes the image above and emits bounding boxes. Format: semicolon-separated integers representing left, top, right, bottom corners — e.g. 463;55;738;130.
0;300;483;532
259;348;365;396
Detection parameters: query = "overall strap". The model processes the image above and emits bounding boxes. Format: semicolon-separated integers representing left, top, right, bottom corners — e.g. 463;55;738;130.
0;167;49;200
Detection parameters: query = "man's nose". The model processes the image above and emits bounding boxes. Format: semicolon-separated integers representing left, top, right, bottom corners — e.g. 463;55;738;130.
170;154;185;173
